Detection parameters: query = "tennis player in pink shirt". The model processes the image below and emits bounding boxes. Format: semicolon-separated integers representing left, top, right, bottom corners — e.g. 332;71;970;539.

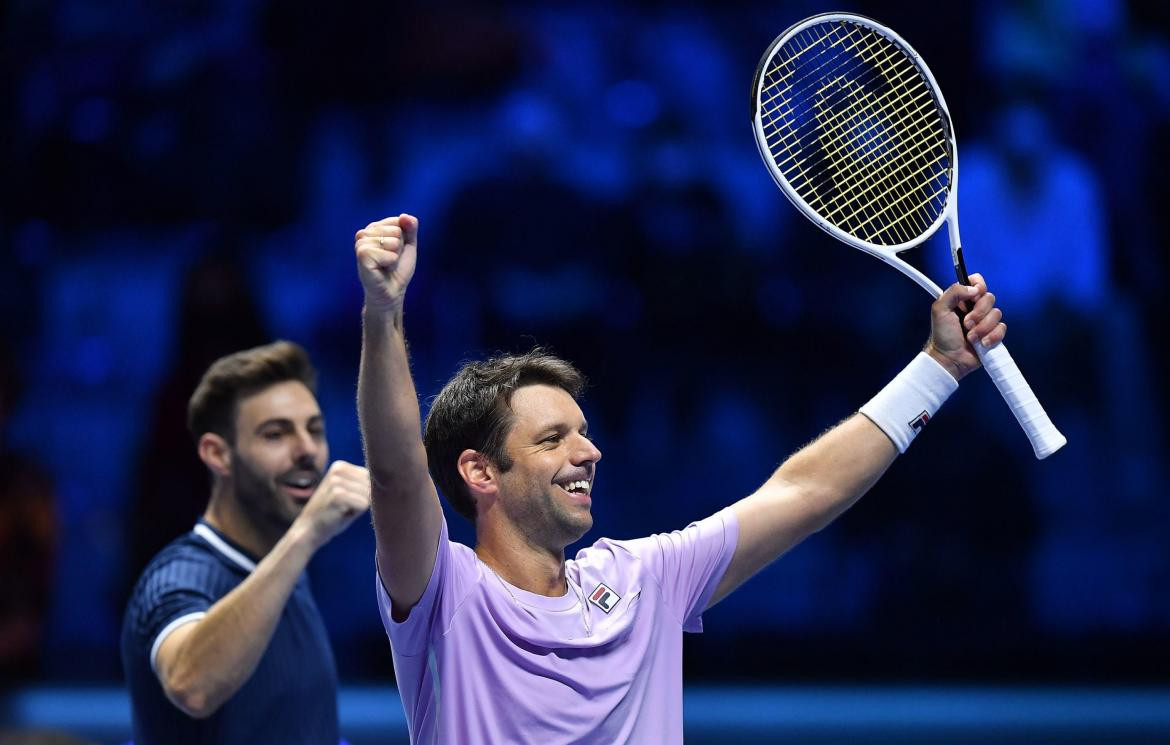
354;214;1006;744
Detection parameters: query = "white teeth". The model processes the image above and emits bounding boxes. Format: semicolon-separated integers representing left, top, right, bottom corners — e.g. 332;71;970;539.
561;479;590;495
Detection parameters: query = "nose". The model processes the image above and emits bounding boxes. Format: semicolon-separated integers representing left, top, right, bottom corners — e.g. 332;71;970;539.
292;427;323;462
573;434;602;465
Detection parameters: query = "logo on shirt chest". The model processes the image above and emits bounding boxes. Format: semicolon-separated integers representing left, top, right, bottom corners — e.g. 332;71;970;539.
587;583;621;613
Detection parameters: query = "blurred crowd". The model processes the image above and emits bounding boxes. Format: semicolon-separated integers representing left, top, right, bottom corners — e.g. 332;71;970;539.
2;0;1168;685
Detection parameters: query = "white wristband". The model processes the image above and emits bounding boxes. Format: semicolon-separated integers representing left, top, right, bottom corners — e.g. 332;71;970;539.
859;352;959;453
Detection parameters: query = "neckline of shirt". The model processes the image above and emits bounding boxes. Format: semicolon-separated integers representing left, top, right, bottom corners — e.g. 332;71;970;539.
193;520;258;573
481;560;582;612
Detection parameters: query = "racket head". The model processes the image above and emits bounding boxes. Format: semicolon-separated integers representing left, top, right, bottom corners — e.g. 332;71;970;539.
751;13;958;258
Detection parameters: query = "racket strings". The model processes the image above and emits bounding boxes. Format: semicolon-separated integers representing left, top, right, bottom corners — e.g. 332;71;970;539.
759;35;923;237
758;25;870;115
764;24;944;196
768;25;946;241
759;27;879;152
761;26;934;238
758;26;897;206
772;96;930;242
759;25;889;136
811;29;947;237
792;68;940;233
815;81;948;236
757;20;952;245
778;36;948;243
763;41;918;177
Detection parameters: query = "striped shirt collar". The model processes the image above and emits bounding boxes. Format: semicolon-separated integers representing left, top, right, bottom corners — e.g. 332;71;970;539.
193;520;258;572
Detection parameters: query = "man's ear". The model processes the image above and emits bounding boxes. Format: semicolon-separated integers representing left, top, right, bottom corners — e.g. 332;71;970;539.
457;449;498;509
198;433;232;478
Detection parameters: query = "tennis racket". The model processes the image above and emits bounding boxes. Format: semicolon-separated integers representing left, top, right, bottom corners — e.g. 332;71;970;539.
750;12;1066;459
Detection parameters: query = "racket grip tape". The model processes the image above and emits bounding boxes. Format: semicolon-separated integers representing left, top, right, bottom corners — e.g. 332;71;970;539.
975;342;1067;459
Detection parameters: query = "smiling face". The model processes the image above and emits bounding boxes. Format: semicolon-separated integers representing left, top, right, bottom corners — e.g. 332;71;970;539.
493;384;602;549
228;380;329;535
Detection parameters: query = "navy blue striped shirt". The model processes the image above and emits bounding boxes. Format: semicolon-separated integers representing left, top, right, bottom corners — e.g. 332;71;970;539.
121;520;339;744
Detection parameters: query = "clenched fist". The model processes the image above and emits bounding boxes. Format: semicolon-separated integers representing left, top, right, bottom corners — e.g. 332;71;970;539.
355;214;418;316
294;460;371;549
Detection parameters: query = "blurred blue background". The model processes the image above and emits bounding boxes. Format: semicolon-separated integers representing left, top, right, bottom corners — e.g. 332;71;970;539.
2;0;1169;740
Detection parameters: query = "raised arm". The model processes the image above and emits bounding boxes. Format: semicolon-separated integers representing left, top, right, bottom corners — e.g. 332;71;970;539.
355;215;444;616
709;275;1005;605
155;461;369;717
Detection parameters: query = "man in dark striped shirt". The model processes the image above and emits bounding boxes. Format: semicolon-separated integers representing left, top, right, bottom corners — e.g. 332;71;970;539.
121;341;370;744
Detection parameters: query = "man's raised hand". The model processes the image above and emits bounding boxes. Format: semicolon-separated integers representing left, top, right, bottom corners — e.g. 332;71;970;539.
924;272;1007;382
355;214;418;315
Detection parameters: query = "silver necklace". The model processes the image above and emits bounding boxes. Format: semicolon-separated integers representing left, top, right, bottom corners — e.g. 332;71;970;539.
486;565;592;637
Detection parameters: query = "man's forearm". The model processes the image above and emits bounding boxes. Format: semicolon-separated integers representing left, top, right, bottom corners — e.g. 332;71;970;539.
711;413;897;606
157;525;318;718
353;216;443;615
767;413;898;531
712;346;964;605
358;306;430;493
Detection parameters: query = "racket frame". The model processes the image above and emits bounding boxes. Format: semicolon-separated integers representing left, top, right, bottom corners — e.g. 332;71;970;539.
751;12;961;299
750;12;1067;459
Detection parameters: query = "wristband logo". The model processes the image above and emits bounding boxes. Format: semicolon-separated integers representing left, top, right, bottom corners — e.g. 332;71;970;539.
909;411;931;433
588;583;620;613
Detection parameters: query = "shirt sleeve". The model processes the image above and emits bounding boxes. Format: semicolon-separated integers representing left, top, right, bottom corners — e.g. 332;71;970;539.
376;514;480;656
620;508;739;632
134;557;218;673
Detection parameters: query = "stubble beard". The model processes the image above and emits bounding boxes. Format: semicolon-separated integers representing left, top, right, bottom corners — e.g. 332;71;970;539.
501;472;592;550
230;450;299;541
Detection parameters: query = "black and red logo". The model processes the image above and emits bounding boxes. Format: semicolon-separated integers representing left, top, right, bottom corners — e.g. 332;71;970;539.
909;411;931;433
588;583;620;613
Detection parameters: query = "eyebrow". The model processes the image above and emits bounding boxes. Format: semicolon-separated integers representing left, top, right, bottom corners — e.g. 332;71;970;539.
253;414;324;433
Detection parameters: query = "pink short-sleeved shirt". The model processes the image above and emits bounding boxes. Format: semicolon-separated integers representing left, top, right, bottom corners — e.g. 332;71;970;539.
377;509;739;744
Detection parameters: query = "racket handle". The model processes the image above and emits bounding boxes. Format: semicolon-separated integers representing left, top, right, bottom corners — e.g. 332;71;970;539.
975;342;1067;459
